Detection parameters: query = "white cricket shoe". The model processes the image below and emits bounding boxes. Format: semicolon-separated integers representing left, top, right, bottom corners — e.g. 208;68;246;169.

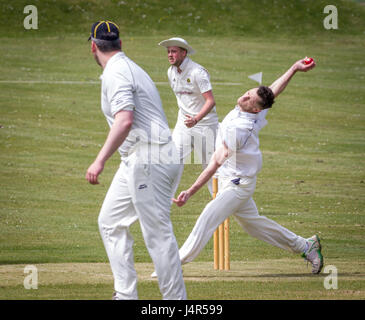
302;235;324;274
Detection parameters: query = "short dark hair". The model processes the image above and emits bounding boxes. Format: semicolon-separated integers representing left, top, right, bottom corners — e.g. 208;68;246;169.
257;86;275;109
92;38;121;52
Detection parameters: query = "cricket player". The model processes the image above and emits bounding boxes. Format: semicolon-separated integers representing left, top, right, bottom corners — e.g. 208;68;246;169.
172;57;324;274
159;37;218;195
85;21;186;299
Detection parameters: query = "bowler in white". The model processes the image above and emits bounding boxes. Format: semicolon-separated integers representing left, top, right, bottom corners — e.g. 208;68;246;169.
173;57;324;275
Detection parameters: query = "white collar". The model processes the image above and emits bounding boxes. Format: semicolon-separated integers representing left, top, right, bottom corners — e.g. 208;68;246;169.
174;56;190;73
101;51;125;77
234;105;259;120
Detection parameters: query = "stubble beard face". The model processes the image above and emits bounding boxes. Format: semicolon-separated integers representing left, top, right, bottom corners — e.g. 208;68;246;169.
172;53;185;68
168;56;180;67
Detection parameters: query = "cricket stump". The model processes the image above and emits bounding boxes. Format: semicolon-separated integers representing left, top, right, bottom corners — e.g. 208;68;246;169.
213;177;230;270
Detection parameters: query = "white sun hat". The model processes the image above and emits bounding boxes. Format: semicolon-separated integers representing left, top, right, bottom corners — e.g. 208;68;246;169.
158;37;195;55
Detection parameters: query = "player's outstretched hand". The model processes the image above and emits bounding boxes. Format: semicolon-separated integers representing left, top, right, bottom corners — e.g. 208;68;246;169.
295;57;316;72
172;191;191;207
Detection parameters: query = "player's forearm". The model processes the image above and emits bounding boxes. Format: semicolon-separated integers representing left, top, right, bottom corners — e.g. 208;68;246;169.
269;65;297;98
194;90;215;123
187;160;220;197
187;145;228;197
194;98;215;122
95;115;132;164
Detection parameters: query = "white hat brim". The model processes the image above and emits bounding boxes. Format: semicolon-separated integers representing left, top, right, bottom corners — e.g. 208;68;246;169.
158;39;195;55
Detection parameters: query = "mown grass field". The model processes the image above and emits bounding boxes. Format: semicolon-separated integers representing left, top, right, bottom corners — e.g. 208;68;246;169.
0;0;364;300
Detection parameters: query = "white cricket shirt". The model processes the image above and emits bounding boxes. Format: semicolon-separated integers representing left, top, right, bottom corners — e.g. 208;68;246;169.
168;57;218;126
216;106;269;178
100;52;171;158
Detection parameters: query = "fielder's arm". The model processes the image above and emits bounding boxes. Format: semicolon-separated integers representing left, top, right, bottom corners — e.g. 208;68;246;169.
185;90;216;127
86;110;133;185
173;142;232;206
269;57;316;98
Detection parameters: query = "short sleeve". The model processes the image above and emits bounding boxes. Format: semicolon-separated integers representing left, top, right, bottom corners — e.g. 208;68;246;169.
193;68;212;94
105;72;135;117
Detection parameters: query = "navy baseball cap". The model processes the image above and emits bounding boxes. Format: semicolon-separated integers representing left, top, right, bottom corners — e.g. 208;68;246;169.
88;21;120;41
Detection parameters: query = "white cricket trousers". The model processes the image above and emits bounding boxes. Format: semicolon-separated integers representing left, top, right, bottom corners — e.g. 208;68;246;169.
172;119;218;196
179;176;307;264
98;153;186;300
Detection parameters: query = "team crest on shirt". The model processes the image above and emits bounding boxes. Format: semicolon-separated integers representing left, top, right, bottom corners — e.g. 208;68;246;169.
187;78;191;83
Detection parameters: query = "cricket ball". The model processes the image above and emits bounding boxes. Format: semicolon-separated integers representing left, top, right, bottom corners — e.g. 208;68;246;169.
304;57;314;65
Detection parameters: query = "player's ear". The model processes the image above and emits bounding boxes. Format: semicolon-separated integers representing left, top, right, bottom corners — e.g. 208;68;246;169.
91;41;97;52
252;106;262;114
